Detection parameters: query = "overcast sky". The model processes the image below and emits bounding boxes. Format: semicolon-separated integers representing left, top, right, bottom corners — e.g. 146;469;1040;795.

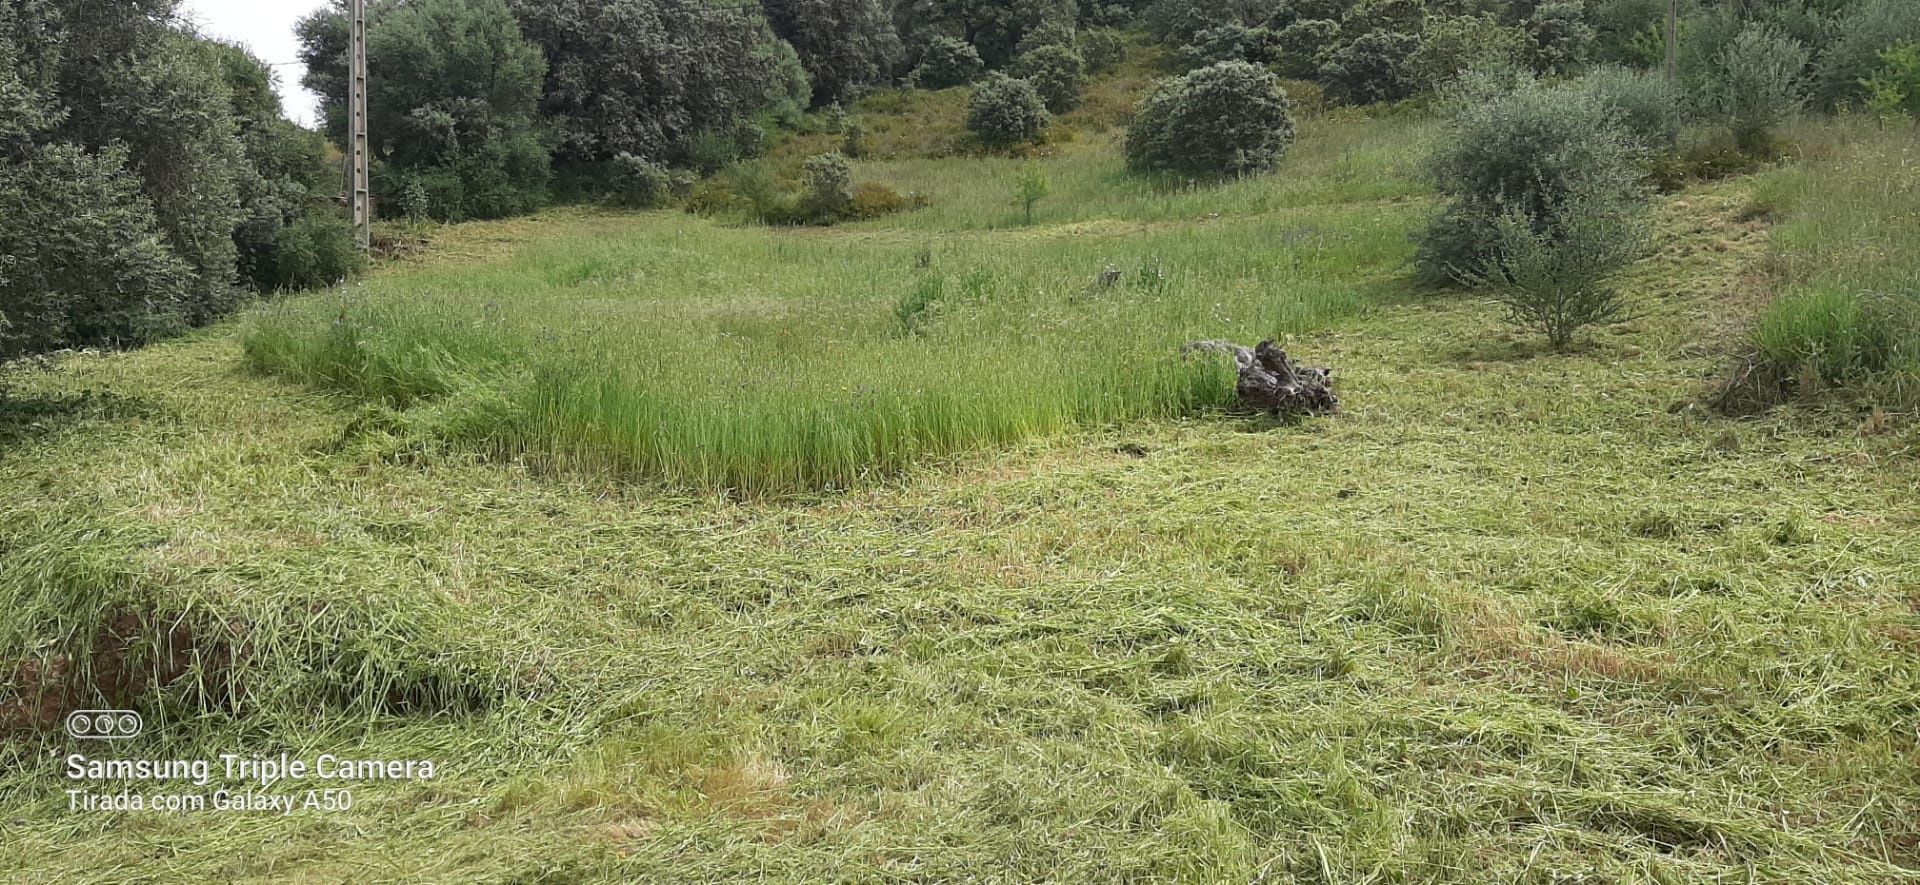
179;0;331;126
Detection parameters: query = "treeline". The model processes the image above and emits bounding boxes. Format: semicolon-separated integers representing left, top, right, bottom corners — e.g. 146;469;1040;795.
1;0;360;362
1141;0;1920;112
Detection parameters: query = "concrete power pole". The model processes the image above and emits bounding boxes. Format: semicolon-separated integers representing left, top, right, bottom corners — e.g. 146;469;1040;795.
1664;0;1678;82
348;0;372;250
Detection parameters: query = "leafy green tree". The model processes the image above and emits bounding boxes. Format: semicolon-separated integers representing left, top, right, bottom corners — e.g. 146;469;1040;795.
1127;60;1296;178
301;0;553;220
499;0;803;168
762;0;901;105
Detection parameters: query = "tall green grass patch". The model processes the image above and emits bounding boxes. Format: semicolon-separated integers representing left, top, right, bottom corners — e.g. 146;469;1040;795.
244;146;1413;493
1742;121;1920;403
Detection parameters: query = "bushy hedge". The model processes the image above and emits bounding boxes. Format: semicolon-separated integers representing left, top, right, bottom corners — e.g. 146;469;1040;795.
967;74;1052;146
1126;61;1296;178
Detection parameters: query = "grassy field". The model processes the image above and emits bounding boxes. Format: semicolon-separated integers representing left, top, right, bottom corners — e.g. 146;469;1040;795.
3;106;1920;882
241;116;1431;494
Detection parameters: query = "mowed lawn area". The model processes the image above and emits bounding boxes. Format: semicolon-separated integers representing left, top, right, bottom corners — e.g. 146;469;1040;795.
3;113;1919;881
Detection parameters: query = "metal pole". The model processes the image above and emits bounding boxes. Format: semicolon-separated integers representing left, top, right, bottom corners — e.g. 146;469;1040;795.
348;0;371;250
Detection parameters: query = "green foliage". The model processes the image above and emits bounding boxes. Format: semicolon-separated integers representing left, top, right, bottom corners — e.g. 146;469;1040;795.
272;214;368;292
0;0;344;357
1524;0;1592;76
1588;0;1667;68
846;180;912;218
1417;72;1648;285
1862;41;1920;119
895;0;1075;68
1739;125;1920;405
1128;61;1297;178
1813;0;1920;110
301;0;551;221
1274;19;1341;79
0;145;193;358
762;0;900;105
1013;160;1051;223
1406;15;1529;90
1577;65;1685;151
1181;23;1283;68
1459;196;1647;348
1705;24;1810;156
1081;28;1128;74
967;73;1052;146
610;153;676;208
803;151;855;217
489;0;804;166
911;36;987;88
1011;43;1087;112
1318;30;1421;105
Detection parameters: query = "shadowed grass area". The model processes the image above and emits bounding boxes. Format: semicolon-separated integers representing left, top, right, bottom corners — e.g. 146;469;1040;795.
242;116;1427;494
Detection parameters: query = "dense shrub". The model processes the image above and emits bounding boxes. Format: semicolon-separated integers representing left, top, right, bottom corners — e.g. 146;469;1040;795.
1181;23;1282;68
1704;24;1810;155
967;74;1052;146
1407;15;1529;89
0;0;349;358
1417;73;1648;284
1274;19;1341;79
895;0;1074;68
1863;42;1920;119
761;0;900;105
1014;20;1078;55
0;145;194;358
1011;44;1087;112
1813;0;1920;110
1525;1;1592;76
802;152;854;218
1577;65;1685;151
610;153;675;208
911;36;987;88
1319;31;1421;104
1126;61;1296;178
271;215;367;291
847;181;910;218
1589;0;1666;68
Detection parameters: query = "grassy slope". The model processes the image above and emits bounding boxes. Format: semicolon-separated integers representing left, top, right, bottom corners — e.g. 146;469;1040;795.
4;117;1920;881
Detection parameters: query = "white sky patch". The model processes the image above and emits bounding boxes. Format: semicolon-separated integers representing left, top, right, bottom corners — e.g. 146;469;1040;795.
177;0;332;127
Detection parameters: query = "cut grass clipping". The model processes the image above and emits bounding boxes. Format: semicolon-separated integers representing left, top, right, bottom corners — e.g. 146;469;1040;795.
243;121;1426;493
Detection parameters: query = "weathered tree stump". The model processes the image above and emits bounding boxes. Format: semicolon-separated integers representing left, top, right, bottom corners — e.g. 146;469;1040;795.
1182;339;1338;415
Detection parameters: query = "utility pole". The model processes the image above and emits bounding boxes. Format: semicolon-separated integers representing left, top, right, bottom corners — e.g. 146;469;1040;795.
1664;0;1678;82
347;0;371;250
